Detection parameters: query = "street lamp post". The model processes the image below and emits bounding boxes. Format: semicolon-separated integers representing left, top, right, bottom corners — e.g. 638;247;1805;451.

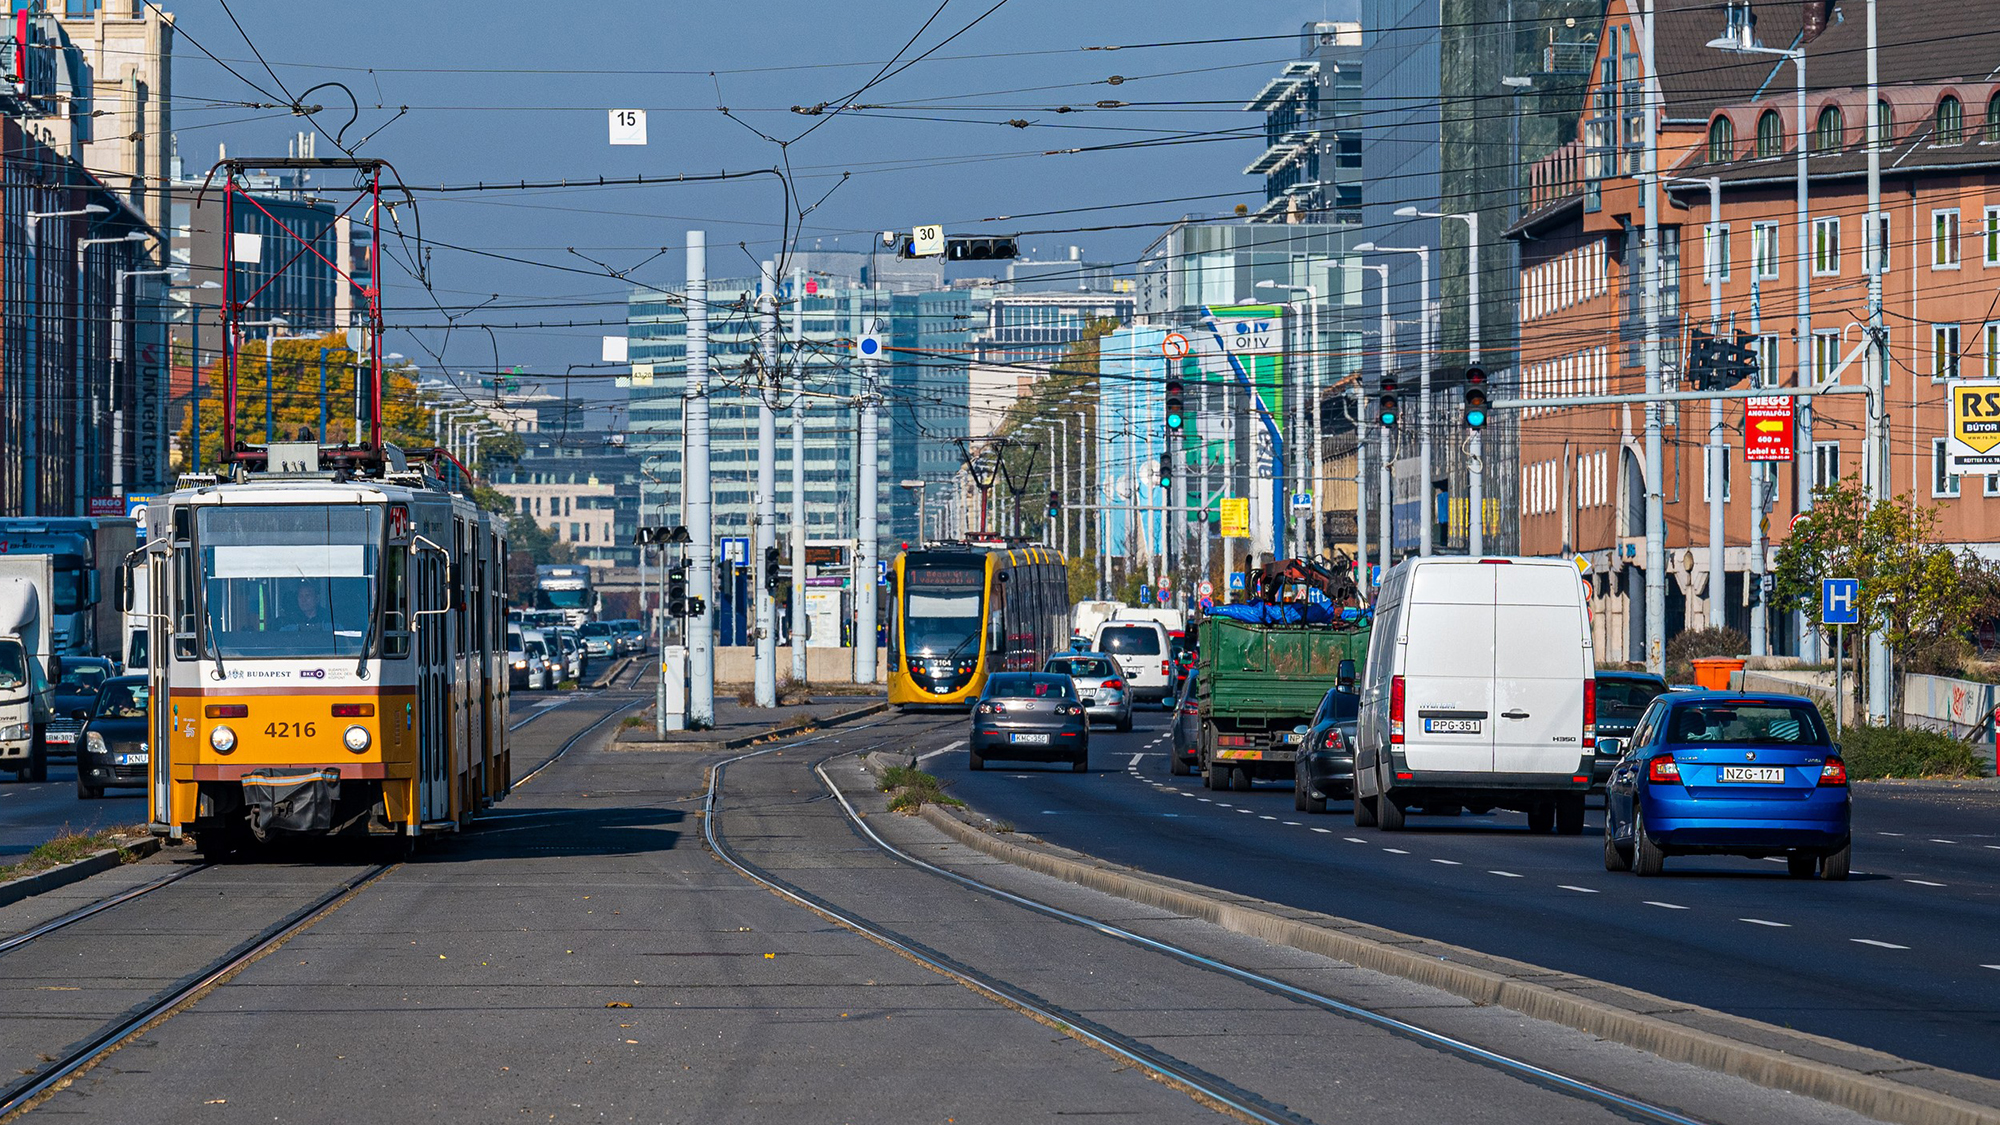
1361;263;1393;580
76;231;150;512
1396;206;1482;554
24;204;107;514
1354;242;1432;555
1257;279;1321;560
113;266;180;496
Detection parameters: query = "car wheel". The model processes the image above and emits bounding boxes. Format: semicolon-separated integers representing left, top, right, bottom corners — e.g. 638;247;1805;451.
1117;714;1132;733
1526;802;1555;834
1298;772;1328;815
968;748;985;771
1378;793;1405;831
1555;795;1585;836
1203;761;1223;790
1071;752;1087;773
1170;754;1190;777
1352;791;1379;827
1632;808;1667;876
1819;838;1851;881
1293;771;1308;812
1786;851;1818;878
1603;825;1632;871
76;773;102;800
1230;766;1252;792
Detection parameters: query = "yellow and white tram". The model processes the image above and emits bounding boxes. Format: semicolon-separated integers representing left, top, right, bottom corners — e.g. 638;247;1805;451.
141;443;510;856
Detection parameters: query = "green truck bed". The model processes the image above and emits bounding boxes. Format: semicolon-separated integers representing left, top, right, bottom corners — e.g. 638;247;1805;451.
1195;618;1371;721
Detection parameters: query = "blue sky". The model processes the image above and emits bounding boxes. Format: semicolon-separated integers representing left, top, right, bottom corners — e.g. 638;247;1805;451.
166;0;1354;391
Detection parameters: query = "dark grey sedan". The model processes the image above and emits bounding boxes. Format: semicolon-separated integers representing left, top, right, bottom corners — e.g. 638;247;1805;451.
970;672;1089;772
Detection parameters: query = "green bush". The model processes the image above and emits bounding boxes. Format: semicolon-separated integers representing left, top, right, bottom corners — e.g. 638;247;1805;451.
1837;724;1986;780
1666;627;1748;668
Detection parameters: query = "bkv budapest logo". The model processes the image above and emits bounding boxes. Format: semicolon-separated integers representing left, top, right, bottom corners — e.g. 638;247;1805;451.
300;668;327;681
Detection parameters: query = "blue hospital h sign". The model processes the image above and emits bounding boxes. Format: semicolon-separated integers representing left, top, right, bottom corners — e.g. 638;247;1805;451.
1822;578;1860;627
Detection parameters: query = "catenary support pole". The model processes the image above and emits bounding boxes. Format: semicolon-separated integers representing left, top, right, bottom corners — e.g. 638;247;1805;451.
1864;0;1890;724
1641;1;1667;674
684;232;715;729
791;267;809;686
753;259;778;707
854;319;881;685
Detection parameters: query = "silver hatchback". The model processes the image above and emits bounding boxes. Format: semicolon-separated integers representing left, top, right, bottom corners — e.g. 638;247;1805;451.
1043;653;1133;732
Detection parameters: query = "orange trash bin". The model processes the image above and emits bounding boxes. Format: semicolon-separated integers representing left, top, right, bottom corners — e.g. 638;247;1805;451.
1689;657;1746;690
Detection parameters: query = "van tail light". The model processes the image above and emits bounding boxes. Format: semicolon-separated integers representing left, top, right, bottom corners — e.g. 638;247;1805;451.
1647;755;1681;784
1582;678;1596;749
1389;675;1405;744
1161;659;1170;675
1819;758;1848;787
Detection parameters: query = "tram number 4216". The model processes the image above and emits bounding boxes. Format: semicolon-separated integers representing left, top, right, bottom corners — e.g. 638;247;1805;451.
265;722;318;738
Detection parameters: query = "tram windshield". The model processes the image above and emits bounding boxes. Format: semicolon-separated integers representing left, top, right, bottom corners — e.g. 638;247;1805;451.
198;506;382;660
903;564;985;658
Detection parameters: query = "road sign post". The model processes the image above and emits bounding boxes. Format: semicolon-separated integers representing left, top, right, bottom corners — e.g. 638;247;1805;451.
1824;578;1860;734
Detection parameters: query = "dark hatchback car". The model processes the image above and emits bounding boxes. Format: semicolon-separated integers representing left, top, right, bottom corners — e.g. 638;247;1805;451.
75;675;149;799
1170;668;1201;776
1593;671;1671;789
48;656;117;762
1294;686;1360;813
969;672;1089;772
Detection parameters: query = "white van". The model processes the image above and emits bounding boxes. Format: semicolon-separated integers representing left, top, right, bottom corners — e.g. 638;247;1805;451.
1071;600;1125;644
1091;618;1173;703
1353;557;1595;834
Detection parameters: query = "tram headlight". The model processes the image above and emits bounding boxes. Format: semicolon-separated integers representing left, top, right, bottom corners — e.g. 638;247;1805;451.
343;725;371;753
209;725;236;753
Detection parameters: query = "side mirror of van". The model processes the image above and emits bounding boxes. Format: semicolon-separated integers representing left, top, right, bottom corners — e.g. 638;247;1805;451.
1336;658;1356;689
1596;737;1623;760
115;564;131;613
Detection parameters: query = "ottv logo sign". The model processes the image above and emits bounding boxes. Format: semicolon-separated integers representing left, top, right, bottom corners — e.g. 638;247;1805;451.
1222;319;1281;356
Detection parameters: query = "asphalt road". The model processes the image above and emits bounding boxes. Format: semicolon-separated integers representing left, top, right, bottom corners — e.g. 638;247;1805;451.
934;706;2000;1082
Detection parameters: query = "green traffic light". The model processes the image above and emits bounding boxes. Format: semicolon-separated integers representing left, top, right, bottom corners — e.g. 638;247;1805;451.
1466;408;1486;429
1167;413;1184;430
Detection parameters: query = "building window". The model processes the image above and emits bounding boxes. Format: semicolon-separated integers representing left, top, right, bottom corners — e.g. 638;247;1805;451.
1986;207;2000;265
1752;222;1781;280
1934;323;1963;379
1708;116;1735;162
1705;223;1731;283
1934;437;1961;497
1813;105;1844;152
1813;443;1841;490
1934;209;1961;268
1937;95;1964;144
1988;323;2000;379
1756;109;1784;157
1813;216;1840;275
1876;99;1894;142
1755;334;1782;388
1814;330;1842;383
1989;92;2000;143
1703;452;1732;502
1986;472;2000;498
1864;211;1891;274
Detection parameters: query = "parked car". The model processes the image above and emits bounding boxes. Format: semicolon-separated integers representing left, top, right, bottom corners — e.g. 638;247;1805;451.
1295;685;1360;813
48;655;116;762
1354;556;1595;834
969;672;1089;772
579;621;618;660
1603;691;1849;879
1043;653;1132;731
74;674;149;799
1592;670;1671;789
509;629;552;691
1169;668;1201;776
1092;619;1173;704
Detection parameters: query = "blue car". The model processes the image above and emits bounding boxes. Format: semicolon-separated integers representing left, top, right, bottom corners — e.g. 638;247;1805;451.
1603;691;1850;880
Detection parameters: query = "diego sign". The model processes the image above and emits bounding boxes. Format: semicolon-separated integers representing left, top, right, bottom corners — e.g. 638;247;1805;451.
1947;379;2000;476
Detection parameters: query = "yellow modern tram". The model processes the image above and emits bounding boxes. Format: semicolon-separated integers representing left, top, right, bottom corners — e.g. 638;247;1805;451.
887;538;1070;708
140;442;510;857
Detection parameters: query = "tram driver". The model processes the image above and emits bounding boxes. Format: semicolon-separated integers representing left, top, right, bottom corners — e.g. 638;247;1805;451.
281;581;332;634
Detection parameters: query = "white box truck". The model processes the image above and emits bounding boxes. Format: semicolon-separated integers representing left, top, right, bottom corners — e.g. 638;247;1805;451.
0;556;57;782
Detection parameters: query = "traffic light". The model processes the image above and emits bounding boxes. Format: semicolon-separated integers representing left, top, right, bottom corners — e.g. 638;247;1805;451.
1158;452;1173;491
1046;489;1060;520
667;563;688;617
1378;375;1399;427
943;236;1019;261
1165;378;1186;433
763;544;782;594
1462;366;1488;430
1688;329;1760;390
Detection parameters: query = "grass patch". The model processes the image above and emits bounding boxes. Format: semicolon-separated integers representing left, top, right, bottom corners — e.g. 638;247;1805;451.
879;764;964;813
0;826;145;883
1839;724;1987;780
620;716;646;729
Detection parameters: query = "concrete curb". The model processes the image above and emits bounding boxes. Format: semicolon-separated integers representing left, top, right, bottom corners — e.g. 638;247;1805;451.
0;836;162;910
859;755;2000;1125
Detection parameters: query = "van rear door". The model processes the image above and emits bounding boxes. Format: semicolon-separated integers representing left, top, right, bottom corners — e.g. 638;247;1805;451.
1399;563;1496;773
1493;564;1591;776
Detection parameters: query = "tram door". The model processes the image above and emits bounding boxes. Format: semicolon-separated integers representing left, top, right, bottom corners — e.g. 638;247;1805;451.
417;544;451;824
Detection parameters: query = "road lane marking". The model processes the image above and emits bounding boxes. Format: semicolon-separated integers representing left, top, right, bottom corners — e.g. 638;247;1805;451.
1383;848;1409;854
1930;839;1956;844
1129;753;1144;767
1643;901;1688;910
1237;809;1255;815
1877;832;1905;836
1431;859;1462;866
1557;885;1598;894
917;740;965;763
1311;827;1332;833
1982;965;2000;971
1260;815;1277;820
1851;939;1909;949
1489;870;1522;878
1283;821;1301;826
1198;798;1211;803
1739;918;1790;927
1907;879;1947;887
1344;837;1365;844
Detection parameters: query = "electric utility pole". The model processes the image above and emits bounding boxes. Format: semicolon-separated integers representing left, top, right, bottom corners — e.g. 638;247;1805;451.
753;259;778;707
685;231;715;728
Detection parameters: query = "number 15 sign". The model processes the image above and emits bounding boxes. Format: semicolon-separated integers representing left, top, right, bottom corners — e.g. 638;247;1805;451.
609;109;648;146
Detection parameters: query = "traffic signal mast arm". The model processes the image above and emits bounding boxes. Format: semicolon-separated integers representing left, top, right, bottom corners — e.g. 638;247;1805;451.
1488;383;1875;411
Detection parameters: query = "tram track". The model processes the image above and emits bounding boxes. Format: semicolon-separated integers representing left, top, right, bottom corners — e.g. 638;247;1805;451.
702;722;1717;1125
0;691;637;1121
